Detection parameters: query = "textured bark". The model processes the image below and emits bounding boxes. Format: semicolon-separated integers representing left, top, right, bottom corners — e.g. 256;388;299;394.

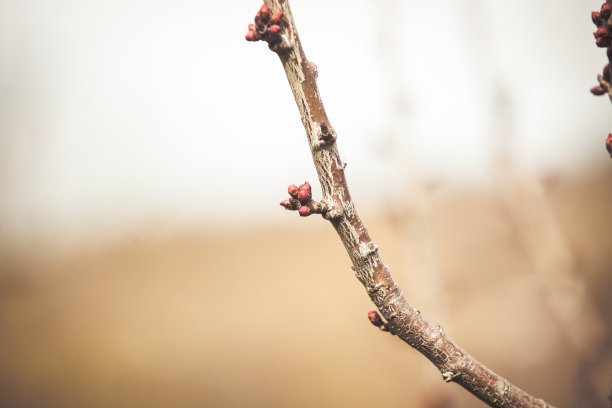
253;1;558;407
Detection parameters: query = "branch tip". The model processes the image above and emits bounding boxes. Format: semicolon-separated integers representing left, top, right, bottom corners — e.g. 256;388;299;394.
245;3;292;52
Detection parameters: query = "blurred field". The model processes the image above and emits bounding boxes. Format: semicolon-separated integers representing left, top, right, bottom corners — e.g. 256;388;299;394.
0;170;611;408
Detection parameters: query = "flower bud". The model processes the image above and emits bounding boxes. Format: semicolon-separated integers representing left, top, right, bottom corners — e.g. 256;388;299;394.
269;24;282;34
280;198;299;210
298;189;311;204
591;85;607;95
596;36;611;47
593;11;602;25
368;311;383;327
595;27;609;38
270;12;284;24
245;31;257;41
298;181;311;193
258;3;270;20
298;181;312;204
288;184;299;199
601;3;612;19
298;206;311;217
607;133;612;158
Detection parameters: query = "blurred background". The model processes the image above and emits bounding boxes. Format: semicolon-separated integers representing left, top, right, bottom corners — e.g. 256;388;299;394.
1;0;611;407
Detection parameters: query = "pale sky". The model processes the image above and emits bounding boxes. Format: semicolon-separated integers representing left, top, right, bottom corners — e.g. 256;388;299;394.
0;0;609;247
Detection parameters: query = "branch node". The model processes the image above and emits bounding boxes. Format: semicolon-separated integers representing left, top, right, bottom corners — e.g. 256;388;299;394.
367;281;385;295
280;182;330;217
314;122;337;150
308;61;318;79
442;371;459;383
359;241;378;257
321;200;344;220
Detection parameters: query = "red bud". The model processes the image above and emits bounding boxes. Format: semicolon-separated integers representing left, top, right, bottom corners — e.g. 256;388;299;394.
298;206;311;217
270;12;284;24
601;3;612;19
280;198;299;210
298;181;311;193
298;189;311;204
245;31;257;41
258;3;270;16
269;24;282;34
593;11;602;25
591;85;607;95
596;36;611;47
606;133;612;157
368;310;384;327
595;27;609;38
298;182;312;204
288;184;299;198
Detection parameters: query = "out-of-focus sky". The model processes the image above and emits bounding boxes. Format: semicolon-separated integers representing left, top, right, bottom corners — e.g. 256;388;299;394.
0;0;609;247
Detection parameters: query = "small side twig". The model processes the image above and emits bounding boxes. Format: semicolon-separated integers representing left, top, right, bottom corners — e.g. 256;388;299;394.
590;1;612;157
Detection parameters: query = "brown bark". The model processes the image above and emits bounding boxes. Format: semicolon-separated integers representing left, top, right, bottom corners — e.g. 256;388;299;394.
248;1;558;407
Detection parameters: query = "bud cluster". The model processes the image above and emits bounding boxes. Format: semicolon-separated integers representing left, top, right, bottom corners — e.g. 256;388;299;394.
280;181;326;217
245;3;287;51
592;3;612;47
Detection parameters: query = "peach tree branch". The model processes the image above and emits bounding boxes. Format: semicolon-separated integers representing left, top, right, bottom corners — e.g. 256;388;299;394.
246;2;557;407
590;1;612;157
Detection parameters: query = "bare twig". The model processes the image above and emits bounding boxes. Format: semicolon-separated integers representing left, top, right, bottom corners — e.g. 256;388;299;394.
246;2;557;407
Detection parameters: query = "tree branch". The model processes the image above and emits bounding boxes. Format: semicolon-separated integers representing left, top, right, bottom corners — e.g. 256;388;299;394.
590;1;612;157
246;2;557;407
